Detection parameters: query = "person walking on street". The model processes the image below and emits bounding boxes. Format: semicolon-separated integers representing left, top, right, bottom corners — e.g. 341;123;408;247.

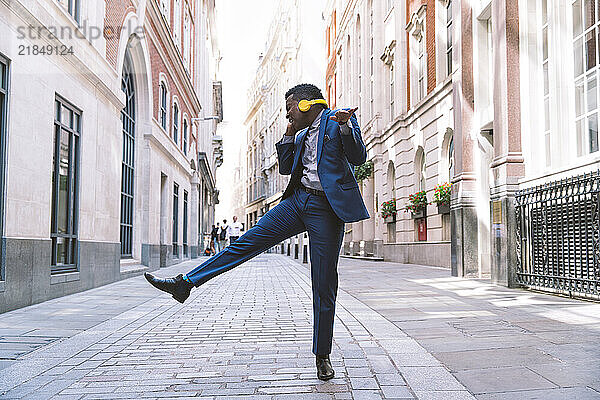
227;216;243;244
219;219;229;250
209;224;219;255
212;222;221;253
145;83;369;381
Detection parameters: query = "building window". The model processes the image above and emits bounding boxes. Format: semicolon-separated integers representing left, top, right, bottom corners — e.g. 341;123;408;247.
160;0;170;25
357;16;362;118
390;65;395;119
573;0;599;155
418;37;425;101
541;0;551;165
448;137;455;182
160;83;167;130
369;1;374;119
183;6;191;69
173;103;179;144
173;183;179;258
174;0;182;48
446;0;453;76
120;55;135;258
0;55;8;280
183;190;188;257
183;118;188;155
387;0;394;13
51;97;81;274
419;153;427;192
57;0;80;24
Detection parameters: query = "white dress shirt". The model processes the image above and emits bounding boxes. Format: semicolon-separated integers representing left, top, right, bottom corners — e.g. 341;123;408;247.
281;110;352;190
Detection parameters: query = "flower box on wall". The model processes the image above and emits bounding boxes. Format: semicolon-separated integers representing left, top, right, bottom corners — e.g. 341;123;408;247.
437;204;450;214
411;209;426;219
384;214;396;223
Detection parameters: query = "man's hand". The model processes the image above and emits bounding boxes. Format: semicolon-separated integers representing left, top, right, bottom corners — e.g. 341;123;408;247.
285;122;296;136
329;107;358;124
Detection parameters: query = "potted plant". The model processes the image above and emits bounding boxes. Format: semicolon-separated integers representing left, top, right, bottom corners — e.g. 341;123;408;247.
432;182;451;214
355;160;374;182
405;190;428;219
381;199;397;223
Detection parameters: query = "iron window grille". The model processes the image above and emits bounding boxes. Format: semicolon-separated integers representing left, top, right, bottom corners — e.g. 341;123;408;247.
515;170;600;298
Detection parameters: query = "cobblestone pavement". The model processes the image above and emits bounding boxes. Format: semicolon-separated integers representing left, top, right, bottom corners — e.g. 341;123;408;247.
0;254;599;399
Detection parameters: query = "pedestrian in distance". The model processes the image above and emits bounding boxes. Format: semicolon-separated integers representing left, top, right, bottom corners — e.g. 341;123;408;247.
212;222;221;253
219;219;229;249
227;215;243;244
209;224;219;255
145;83;369;381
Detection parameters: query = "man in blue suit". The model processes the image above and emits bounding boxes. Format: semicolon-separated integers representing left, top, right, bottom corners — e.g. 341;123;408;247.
145;83;370;380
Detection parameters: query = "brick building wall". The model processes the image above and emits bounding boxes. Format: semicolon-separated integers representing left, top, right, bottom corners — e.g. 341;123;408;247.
406;0;437;110
104;0;135;68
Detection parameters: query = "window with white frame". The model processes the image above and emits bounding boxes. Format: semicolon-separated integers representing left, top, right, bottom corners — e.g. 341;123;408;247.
541;0;551;165
573;0;599;155
174;0;181;48
183;7;191;69
390;65;395;119
160;82;167;130
408;6;426;105
160;0;170;25
173;102;179;144
448;137;454;182
183;118;188;155
418;38;425;101
418;150;426;192
369;1;374;119
357;15;361;118
56;0;80;24
446;0;453;77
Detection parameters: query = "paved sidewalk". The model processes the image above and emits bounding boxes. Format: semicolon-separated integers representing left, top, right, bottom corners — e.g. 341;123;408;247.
336;258;600;399
0;254;598;399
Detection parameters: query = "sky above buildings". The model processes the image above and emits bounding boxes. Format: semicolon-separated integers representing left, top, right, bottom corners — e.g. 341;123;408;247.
214;0;277;222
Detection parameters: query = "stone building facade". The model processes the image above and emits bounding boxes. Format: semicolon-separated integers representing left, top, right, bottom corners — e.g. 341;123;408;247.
0;0;222;312
244;0;324;236
325;0;453;268
326;0;600;289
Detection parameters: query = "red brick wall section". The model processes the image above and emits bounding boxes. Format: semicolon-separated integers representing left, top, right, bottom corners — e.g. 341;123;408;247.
405;0;437;108
426;0;436;94
104;0;136;69
148;18;197;149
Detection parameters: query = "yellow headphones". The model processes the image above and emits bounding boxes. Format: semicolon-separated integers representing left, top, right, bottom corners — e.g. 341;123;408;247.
298;99;328;112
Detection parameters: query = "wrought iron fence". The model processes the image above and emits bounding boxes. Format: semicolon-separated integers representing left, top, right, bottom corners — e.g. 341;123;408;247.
515;170;600;298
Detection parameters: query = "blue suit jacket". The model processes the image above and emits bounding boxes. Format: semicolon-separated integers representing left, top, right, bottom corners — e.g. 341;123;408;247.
275;109;370;223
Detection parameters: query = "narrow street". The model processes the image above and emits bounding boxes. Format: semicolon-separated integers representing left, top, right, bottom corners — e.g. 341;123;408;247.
1;254;599;399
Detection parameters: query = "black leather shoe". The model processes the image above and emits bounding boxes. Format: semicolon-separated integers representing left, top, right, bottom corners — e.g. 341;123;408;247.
316;354;335;381
144;273;194;303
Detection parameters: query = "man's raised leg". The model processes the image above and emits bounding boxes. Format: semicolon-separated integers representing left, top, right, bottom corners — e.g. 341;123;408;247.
145;191;306;302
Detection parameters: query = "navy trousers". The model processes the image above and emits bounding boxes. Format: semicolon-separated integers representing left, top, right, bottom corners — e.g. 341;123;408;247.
186;187;345;355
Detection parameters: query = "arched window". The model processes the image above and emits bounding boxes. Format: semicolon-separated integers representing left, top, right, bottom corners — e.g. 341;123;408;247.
183;118;188;155
387;161;396;200
120;54;136;257
416;147;426;192
448;137;455;182
173;103;179;144
159;82;167;130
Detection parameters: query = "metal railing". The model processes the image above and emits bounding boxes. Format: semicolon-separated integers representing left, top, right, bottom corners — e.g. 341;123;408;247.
515;170;600;298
